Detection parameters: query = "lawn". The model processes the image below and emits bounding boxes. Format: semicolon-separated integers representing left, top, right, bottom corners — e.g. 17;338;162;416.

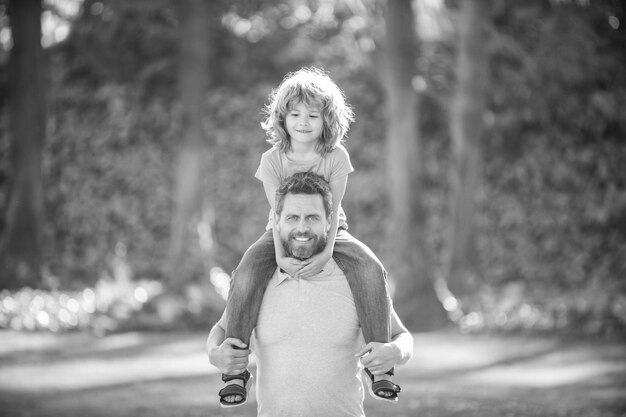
0;329;625;417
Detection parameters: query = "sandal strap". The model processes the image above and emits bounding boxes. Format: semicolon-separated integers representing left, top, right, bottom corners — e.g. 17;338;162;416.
371;379;401;395
219;383;247;398
222;369;251;384
364;367;395;378
219;384;247;405
364;368;401;394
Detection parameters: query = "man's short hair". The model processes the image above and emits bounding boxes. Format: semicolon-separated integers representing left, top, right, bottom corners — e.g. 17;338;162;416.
275;172;333;218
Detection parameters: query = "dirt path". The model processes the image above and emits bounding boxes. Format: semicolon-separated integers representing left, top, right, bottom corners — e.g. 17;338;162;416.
0;330;625;417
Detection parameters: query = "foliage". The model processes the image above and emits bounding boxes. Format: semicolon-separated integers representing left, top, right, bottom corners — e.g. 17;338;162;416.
473;0;626;335
0;0;624;335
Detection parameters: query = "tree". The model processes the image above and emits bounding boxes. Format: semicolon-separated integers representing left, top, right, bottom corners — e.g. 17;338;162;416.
444;0;490;312
166;0;213;287
1;0;46;289
381;0;447;330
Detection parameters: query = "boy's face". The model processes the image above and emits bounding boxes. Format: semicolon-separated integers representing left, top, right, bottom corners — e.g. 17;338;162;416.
285;102;324;148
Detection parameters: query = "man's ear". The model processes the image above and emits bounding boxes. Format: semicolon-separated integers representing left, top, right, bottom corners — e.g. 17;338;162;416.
326;212;332;232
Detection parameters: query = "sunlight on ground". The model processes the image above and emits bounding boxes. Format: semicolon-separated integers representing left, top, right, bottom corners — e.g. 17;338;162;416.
0;331;219;392
410;332;559;374
1;330;624;399
455;343;626;388
462;360;626;388
405;332;626;389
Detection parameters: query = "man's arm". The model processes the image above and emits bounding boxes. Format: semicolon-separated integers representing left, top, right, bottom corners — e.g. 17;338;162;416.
355;305;414;374
206;310;251;375
388;308;414;365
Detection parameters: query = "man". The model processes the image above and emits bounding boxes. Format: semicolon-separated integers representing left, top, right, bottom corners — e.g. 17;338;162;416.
206;172;413;417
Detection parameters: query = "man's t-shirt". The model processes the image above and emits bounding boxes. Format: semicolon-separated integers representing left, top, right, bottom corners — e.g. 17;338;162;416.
251;259;366;417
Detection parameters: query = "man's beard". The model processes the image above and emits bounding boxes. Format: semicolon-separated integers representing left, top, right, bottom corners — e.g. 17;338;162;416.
282;231;327;261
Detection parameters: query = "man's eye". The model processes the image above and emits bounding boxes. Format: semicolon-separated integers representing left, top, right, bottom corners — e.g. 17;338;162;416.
310;114;319;118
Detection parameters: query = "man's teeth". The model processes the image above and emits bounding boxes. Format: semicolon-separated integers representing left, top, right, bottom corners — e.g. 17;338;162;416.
294;237;310;241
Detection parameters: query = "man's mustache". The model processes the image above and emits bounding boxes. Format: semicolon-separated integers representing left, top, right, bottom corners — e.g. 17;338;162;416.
289;232;315;239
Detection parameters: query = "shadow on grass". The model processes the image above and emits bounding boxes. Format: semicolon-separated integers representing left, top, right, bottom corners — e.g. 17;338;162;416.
1;330;625;417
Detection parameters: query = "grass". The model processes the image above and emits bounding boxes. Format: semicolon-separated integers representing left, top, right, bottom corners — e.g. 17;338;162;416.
0;329;625;416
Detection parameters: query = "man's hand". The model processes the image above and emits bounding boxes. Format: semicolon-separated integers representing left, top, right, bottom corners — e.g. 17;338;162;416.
208;337;251;375
276;255;308;277
295;251;331;279
355;342;402;375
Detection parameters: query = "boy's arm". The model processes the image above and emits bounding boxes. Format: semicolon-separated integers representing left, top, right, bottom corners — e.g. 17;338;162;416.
206;309;251;374
296;175;347;279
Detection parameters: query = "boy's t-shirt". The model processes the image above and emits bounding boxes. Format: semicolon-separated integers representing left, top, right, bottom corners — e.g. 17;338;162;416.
254;144;354;230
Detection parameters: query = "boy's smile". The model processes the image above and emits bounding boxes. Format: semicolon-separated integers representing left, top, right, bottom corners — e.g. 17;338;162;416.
285;102;324;148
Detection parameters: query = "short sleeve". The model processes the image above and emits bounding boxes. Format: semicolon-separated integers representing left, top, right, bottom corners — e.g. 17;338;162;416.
328;144;355;182
255;148;282;187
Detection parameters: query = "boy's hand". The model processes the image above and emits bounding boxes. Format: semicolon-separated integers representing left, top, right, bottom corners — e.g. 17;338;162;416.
276;255;307;277
295;251;331;279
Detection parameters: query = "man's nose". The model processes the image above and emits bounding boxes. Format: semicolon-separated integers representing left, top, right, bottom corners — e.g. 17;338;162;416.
296;218;309;232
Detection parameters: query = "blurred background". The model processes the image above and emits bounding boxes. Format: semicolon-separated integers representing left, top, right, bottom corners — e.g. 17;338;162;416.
1;0;626;416
1;0;625;356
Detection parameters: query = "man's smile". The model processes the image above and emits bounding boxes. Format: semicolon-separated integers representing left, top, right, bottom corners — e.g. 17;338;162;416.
292;234;313;242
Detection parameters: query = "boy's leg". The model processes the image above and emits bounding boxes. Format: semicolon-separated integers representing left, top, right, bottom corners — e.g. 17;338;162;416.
224;230;277;347
332;229;391;346
219;230;276;407
333;230;400;401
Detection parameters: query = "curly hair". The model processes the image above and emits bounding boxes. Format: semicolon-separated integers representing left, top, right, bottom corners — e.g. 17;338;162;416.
275;172;333;219
261;67;355;157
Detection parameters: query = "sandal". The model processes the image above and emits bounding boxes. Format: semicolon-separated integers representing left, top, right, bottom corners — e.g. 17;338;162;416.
219;369;253;408
363;368;401;403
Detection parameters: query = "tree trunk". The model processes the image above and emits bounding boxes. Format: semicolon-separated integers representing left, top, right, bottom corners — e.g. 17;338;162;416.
167;0;212;287
1;0;46;289
382;0;447;331
445;0;490;311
